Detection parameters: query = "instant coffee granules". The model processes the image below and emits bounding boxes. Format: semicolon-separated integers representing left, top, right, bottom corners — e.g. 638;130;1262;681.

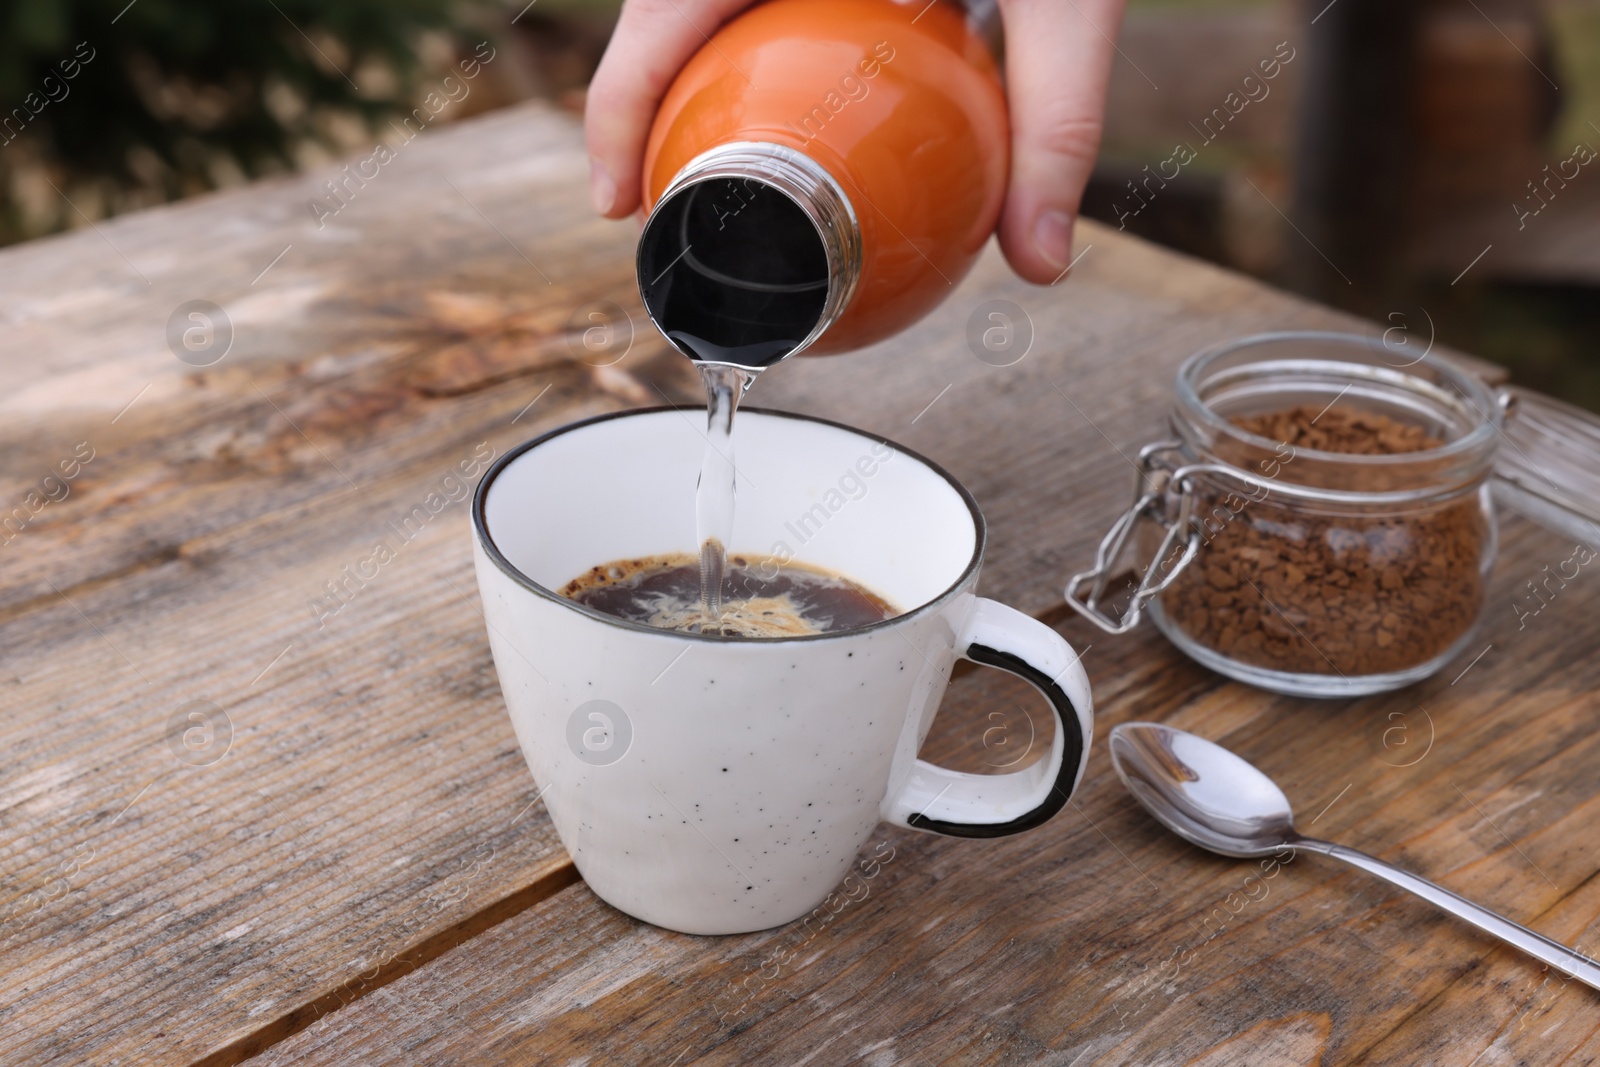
1160;404;1487;677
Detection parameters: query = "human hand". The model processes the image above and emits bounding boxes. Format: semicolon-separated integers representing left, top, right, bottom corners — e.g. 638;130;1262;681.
584;0;1126;285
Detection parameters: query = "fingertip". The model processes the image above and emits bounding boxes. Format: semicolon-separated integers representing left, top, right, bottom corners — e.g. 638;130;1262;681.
589;157;617;216
583;143;642;219
584;97;642;218
613;169;644;220
998;205;1077;285
1033;208;1075;277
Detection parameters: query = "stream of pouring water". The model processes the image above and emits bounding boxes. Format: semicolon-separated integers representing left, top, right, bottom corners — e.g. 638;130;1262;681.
696;363;757;633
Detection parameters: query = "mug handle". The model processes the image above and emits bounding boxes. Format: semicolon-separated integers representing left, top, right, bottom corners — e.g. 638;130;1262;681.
883;599;1094;837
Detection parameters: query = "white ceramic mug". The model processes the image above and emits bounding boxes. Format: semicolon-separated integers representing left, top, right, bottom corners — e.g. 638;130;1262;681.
471;408;1092;935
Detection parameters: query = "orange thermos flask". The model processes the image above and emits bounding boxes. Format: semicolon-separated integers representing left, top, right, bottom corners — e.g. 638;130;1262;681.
635;0;1009;367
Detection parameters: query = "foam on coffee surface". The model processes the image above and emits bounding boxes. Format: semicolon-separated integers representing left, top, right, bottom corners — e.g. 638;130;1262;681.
560;553;896;637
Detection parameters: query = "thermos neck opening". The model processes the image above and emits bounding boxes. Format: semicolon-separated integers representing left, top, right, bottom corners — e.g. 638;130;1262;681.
637;141;861;369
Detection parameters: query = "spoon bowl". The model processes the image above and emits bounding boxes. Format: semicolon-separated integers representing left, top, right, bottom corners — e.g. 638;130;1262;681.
1109;722;1297;857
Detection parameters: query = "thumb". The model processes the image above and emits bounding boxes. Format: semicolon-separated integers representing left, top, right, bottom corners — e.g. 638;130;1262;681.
995;0;1125;284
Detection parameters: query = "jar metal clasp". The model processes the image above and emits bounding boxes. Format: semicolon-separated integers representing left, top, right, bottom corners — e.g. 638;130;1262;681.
1065;441;1285;634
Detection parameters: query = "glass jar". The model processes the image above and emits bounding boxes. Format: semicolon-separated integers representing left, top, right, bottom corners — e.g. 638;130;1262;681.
1066;332;1600;698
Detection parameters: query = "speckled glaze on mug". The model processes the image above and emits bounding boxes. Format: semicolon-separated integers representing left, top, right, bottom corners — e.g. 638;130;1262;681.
471;408;1092;934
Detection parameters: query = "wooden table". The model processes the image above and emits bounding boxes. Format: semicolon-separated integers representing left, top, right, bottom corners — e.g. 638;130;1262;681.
4;101;1597;1067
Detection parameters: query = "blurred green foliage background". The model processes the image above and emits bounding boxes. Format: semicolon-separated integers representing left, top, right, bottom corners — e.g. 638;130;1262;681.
0;0;472;243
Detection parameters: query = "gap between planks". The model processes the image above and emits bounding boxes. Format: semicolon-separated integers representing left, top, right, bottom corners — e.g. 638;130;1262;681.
193;864;583;1067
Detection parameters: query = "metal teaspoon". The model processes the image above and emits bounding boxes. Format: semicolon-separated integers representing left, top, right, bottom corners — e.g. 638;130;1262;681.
1108;721;1600;991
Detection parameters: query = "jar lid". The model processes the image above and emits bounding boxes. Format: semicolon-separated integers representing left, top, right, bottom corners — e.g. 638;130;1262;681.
1494;386;1600;545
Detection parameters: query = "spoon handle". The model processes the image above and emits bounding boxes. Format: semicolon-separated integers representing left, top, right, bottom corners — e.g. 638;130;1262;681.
1299;837;1600;992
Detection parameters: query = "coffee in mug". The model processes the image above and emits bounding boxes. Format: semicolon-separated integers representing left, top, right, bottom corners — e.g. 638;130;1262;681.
561;553;895;637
